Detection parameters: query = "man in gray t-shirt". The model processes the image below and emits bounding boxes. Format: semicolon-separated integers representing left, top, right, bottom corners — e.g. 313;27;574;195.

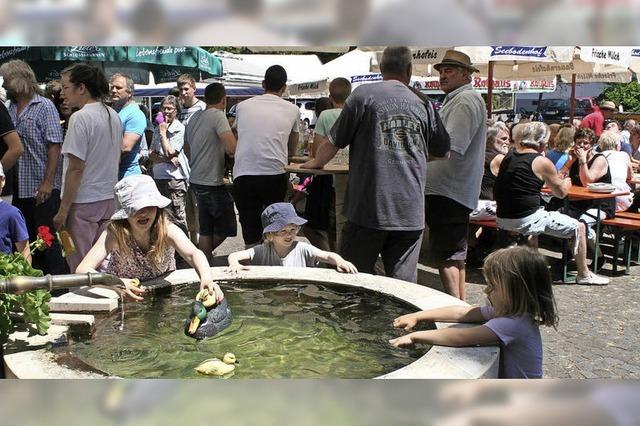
301;46;450;283
184;83;238;262
425;50;487;301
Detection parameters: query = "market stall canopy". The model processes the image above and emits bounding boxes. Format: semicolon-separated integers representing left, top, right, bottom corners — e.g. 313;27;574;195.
347;72;556;95
323;48;378;80
247;47;350;53
233;53;329;97
457;46;634;80
213;51;265;87
0;46;223;84
134;81;263;98
628;48;640;75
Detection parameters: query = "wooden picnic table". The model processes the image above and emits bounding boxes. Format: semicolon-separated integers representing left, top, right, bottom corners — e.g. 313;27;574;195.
542;185;630;200
542;184;630;271
288;155;312;164
285;162;349;248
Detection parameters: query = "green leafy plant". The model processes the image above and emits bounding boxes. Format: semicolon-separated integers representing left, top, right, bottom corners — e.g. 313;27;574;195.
601;81;640;112
0;226;55;343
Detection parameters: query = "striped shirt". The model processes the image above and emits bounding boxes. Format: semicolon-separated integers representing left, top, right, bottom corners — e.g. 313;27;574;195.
7;95;64;199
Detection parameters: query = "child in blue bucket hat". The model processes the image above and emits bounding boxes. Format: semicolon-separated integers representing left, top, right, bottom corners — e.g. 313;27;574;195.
226;202;357;273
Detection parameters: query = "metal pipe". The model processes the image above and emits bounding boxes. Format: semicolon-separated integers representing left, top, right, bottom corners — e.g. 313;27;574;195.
0;273;122;295
569;73;577;123
487;61;494;119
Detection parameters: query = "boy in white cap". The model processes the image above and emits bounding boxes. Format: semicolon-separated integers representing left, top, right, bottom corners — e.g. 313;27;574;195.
226;202;357;273
0;162;30;260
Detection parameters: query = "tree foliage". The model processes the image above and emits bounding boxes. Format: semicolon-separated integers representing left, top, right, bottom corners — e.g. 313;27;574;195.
601;81;640;112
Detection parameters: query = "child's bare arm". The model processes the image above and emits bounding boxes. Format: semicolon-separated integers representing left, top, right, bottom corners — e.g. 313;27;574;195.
389;325;498;348
314;250;358;274
15;240;31;265
226;250;252;274
393;306;485;330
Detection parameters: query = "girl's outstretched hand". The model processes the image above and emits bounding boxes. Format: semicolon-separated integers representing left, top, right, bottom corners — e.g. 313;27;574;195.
336;259;358;274
389;335;414;348
118;278;146;302
393;313;418;331
225;263;249;275
201;280;224;303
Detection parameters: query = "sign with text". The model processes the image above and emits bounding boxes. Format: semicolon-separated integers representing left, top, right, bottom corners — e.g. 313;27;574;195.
580;46;632;67
351;73;555;93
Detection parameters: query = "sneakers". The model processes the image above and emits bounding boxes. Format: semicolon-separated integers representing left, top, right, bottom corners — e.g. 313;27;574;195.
576;273;610;285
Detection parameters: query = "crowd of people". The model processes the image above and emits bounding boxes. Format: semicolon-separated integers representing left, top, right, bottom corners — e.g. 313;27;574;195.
2;45;638;379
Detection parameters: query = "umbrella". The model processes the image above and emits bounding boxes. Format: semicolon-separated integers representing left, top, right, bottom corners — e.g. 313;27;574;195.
457;46;635;120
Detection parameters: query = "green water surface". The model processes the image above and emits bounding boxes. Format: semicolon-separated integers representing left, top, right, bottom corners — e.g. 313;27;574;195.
69;282;431;378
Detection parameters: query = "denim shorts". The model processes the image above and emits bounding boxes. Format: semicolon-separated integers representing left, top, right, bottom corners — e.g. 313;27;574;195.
192;184;237;237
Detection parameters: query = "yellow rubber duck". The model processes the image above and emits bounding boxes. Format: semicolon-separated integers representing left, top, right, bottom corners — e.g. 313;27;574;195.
195;353;238;376
196;289;217;308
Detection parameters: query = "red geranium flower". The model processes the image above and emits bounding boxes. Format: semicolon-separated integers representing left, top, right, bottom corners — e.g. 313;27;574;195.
37;226;55;248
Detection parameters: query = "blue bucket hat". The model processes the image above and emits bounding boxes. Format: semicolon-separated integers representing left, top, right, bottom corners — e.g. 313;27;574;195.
261;202;307;234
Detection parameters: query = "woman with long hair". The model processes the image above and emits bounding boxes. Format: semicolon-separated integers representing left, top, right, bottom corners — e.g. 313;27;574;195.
53;63;122;272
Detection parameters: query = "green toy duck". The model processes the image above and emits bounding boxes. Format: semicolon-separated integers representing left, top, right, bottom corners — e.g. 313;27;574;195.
195;353;238;376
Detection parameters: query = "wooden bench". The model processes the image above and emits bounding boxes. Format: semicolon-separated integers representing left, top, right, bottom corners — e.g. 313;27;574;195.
614;211;640;221
598;216;640;274
469;218;498;229
468;217;572;282
603;217;640;229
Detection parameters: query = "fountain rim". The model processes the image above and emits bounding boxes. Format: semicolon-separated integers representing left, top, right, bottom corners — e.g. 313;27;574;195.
3;266;499;379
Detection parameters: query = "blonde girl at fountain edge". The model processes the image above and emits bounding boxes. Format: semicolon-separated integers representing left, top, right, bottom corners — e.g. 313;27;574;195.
226;202;357;274
389;246;558;379
76;175;223;302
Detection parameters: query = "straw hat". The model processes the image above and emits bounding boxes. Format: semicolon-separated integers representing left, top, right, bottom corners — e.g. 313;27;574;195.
599;100;617;111
434;50;479;73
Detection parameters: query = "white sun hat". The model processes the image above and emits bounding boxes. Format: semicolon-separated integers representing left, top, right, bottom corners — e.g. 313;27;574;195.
111;174;170;220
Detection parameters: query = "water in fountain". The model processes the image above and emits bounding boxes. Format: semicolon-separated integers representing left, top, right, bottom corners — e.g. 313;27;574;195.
69;282;433;378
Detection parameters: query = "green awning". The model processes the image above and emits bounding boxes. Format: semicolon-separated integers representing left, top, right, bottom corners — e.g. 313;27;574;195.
128;46;223;82
128;46;199;67
40;46;128;62
0;46;222;84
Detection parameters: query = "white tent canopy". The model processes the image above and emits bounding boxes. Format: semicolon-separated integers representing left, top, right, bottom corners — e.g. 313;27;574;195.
323;49;378;80
233;53;329;97
628;48;640;75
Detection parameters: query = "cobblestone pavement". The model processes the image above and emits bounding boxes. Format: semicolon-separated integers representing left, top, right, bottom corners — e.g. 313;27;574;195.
213;213;640;379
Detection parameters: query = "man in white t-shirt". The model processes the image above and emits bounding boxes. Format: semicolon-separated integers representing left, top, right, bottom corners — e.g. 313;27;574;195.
232;65;300;247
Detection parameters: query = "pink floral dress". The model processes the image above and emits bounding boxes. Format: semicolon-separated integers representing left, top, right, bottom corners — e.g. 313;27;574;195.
105;237;176;282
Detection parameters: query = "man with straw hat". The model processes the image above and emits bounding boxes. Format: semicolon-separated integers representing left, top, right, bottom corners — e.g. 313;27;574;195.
581;100;617;138
425;49;486;301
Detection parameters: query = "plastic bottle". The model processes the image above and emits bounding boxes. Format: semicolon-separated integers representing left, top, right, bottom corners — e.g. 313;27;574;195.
57;230;77;257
